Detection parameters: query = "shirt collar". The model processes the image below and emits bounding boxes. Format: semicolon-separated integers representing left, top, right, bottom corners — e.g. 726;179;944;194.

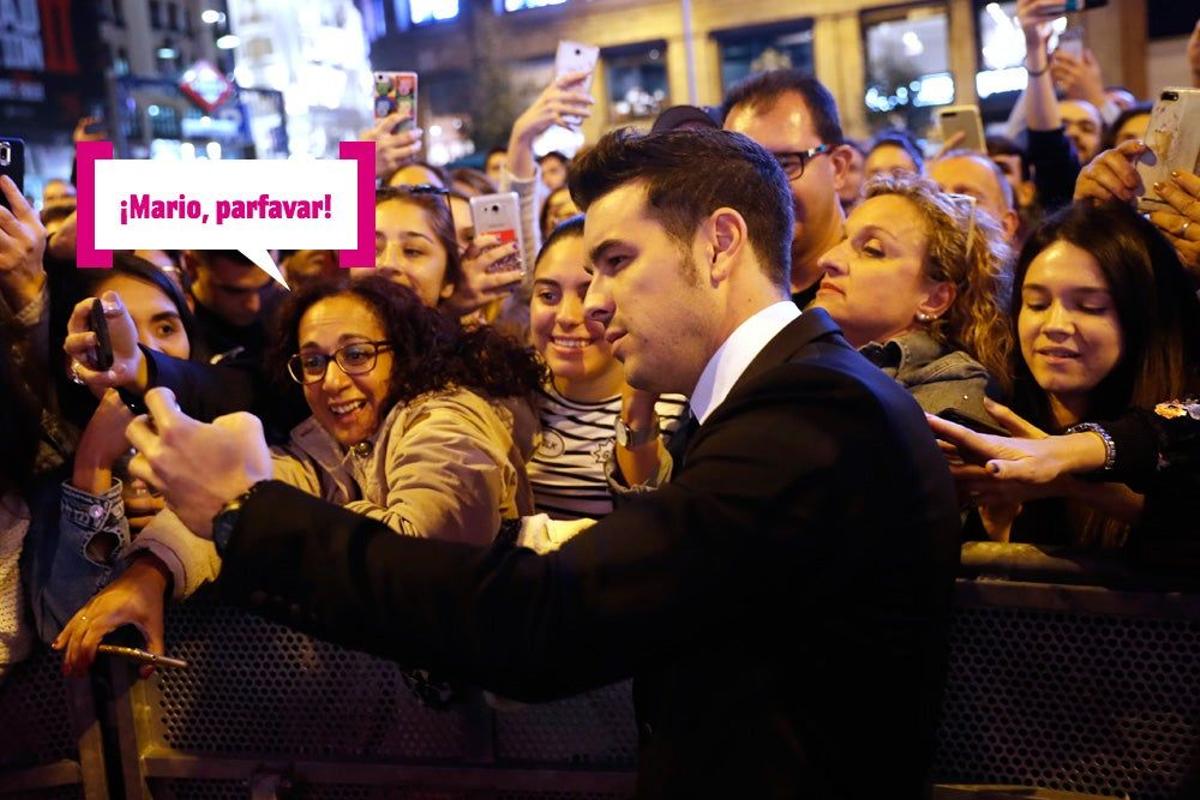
689;301;801;424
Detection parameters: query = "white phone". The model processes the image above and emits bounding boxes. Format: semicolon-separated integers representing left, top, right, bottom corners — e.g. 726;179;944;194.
936;105;987;154
1137;88;1200;214
469;192;525;273
555;40;600;128
1055;28;1084;60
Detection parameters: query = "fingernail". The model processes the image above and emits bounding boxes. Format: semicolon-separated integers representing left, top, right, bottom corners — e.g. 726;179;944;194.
987;463;1000;474
1171;170;1180;179
1154;181;1164;191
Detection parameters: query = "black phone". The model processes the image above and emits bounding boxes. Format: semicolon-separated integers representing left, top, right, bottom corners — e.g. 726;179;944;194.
938;408;1010;438
0;137;25;212
89;298;114;371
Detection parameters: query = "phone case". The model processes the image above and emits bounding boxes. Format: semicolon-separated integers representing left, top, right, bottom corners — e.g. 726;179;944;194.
555;41;599;127
936;106;986;153
469;193;525;273
90;298;115;371
1137;89;1200;214
373;71;418;131
0;138;25;211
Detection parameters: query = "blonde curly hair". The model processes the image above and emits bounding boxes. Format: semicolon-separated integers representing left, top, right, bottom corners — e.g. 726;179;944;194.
862;172;1015;393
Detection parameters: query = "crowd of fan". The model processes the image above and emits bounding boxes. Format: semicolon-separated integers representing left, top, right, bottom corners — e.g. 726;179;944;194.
2;2;1200;686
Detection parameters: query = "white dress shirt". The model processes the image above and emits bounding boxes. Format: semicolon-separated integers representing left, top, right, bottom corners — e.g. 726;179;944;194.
689;301;801;425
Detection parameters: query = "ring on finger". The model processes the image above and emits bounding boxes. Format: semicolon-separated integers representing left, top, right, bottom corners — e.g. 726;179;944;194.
1183;220;1194;240
70;361;86;386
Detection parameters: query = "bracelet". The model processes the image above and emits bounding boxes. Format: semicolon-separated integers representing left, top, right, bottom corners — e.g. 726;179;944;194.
1067;422;1117;472
1024;59;1050;77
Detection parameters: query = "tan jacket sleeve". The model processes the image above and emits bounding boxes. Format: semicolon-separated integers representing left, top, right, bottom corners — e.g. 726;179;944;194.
128;509;221;601
343;392;521;546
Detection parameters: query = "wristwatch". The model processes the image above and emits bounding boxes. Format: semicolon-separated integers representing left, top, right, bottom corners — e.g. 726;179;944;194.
211;480;270;556
615;414;660;448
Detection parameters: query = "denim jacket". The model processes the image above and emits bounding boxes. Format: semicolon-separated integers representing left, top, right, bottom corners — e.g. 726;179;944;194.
20;476;131;643
860;331;999;432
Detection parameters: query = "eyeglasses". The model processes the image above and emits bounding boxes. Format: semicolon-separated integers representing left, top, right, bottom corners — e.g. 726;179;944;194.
287;340;392;385
773;144;831;181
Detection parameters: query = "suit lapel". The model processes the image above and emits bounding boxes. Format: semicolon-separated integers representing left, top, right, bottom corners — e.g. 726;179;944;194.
723;308;844;403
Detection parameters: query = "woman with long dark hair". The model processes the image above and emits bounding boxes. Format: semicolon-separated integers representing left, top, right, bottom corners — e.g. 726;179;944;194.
963;202;1200;546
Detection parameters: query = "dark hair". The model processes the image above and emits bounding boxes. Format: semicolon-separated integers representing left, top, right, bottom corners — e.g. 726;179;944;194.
1101;102;1153;150
535;214;586;271
538;185;573;241
485;147;507;162
375;186;463;290
269;275;545;410
0;320;41;495
79;252;203;361
868;129;924;174
986;135;1030;181
1011;202;1200;427
537;151;568;167
568;128;794;288
40;202;76;228
448;167;496;197
720;69;844;146
186;249;256;268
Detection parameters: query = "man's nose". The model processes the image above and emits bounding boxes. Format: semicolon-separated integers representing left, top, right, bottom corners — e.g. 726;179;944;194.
583;273;614;329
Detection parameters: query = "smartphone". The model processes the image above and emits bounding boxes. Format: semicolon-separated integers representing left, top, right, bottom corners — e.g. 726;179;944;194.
373;71;418;132
469;192;525;273
1136;88;1200;214
555;41;600;128
938;408;1010;438
1044;0;1107;11
89;298;115;371
1055;28;1084;59
97;644;188;670
936;106;986;154
0;137;25;212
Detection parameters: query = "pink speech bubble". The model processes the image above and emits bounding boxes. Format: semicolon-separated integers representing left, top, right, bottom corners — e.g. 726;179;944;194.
75;141;377;271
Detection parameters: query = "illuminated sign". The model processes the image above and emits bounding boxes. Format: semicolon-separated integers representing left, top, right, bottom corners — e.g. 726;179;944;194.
179;60;235;113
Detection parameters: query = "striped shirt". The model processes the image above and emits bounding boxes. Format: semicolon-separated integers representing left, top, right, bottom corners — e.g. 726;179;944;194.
528;384;688;520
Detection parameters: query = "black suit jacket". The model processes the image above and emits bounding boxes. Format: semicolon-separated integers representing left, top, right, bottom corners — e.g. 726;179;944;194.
218;309;961;798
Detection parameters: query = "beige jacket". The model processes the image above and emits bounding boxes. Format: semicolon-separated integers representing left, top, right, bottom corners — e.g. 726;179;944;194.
133;388;538;600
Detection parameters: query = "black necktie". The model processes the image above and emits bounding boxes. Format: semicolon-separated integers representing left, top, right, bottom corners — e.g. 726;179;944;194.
667;410;700;472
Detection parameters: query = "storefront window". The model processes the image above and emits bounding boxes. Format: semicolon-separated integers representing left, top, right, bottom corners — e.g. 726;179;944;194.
716;21;814;94
409;0;458;25
504;0;567;10
862;3;954;134
606;43;668;124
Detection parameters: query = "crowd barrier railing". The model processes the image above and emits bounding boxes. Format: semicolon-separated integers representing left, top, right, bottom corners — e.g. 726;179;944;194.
6;542;1200;800
0;642;108;799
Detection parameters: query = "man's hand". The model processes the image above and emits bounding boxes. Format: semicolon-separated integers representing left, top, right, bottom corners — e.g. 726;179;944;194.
0;174;47;312
1051;48;1105;109
53;554;168;678
360;113;423;183
1073;139;1146;205
1017;0;1061;51
1147;169;1200;282
63;291;147;395
442;233;524;317
125;388;272;538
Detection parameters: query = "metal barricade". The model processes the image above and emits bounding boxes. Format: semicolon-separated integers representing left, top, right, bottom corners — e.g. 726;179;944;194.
110;591;637;799
930;544;1200;800
0;644;108;799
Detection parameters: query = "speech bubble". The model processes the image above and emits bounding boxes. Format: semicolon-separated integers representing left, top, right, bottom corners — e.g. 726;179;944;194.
75;141;376;285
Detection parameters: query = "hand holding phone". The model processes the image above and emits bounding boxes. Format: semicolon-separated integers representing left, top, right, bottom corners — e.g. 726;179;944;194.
555;41;599;129
936;106;986;154
0;138;25;213
469;193;525;274
1136;88;1200;214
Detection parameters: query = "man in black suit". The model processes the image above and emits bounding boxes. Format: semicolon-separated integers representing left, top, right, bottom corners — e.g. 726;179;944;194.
110;129;960;798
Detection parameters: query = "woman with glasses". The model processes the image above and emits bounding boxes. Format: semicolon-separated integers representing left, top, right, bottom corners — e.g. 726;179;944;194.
56;275;544;670
813;173;1014;431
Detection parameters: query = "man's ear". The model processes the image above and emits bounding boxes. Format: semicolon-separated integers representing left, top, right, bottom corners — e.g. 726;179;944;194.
1001;209;1021;244
705;208;749;285
918;280;957;320
828;144;853;193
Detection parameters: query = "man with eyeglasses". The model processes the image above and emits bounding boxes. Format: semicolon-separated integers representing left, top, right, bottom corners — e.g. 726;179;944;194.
722;70;854;308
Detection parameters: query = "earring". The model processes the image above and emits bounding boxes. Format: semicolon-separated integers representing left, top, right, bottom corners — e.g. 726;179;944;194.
917;312;936;323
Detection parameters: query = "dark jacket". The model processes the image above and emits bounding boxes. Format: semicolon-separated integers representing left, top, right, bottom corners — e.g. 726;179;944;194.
215;309;962;799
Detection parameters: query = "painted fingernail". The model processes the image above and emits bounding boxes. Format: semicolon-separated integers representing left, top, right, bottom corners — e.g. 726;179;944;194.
1154;181;1164;192
1171;170;1180;178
